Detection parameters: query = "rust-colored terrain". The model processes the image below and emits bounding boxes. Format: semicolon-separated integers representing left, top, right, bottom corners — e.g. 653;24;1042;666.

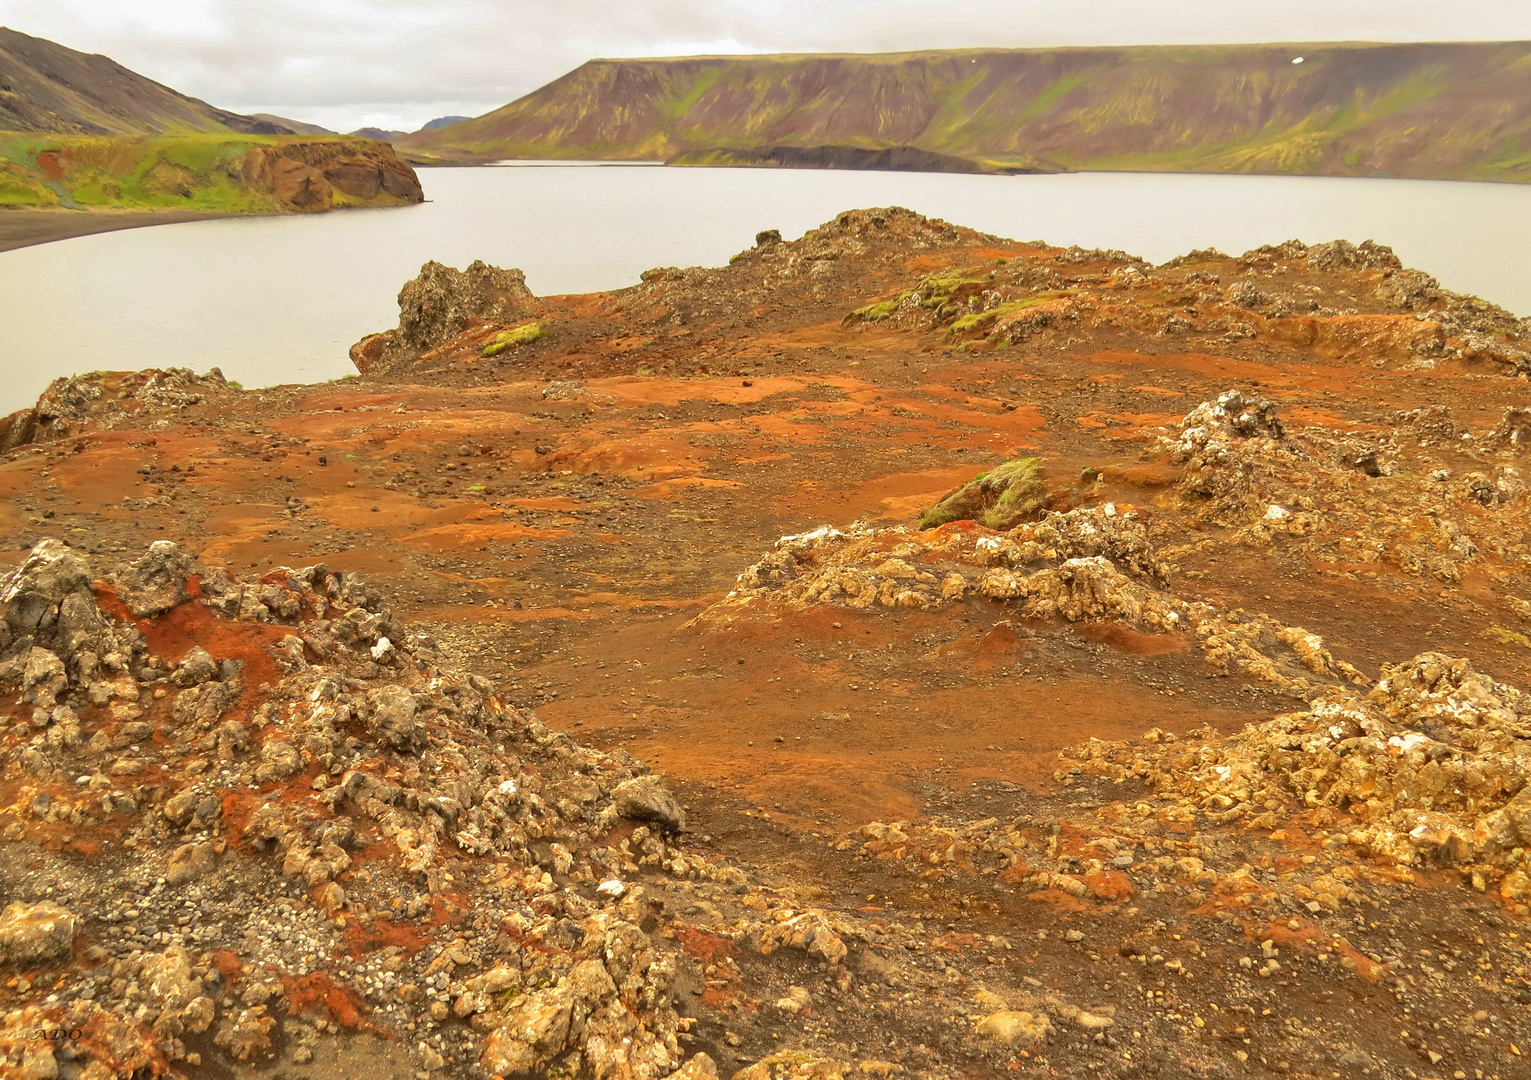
1;208;1530;1080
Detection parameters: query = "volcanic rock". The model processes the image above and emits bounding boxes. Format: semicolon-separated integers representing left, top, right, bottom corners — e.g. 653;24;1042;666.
0;902;77;965
611;776;687;834
351;259;541;375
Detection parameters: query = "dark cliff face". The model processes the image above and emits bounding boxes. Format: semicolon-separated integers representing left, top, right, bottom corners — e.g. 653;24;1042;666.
0;25;283;136
402;42;1531;183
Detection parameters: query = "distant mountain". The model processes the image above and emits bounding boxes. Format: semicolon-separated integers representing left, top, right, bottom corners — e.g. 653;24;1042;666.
400;42;1531;183
421;115;470;131
251;113;334;136
0;25;284;135
350;127;408;142
0;28;426;219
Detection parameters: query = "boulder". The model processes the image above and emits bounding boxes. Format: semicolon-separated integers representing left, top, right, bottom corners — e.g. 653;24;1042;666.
115;540;195;617
0;901;77;964
366;685;425;753
172;646;219;686
166;841;218;886
611;776;686;833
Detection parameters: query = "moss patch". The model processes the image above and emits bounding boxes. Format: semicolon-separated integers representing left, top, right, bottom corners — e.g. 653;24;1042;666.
483;322;546;356
919;457;1047;530
1483;626;1531;649
851;269;994;325
948;293;1068;334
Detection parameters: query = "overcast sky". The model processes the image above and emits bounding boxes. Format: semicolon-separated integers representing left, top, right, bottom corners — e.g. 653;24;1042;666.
2;1;1528;133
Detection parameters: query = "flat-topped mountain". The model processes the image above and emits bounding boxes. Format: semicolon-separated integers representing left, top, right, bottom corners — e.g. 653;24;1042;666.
0;25;287;135
402;41;1531;182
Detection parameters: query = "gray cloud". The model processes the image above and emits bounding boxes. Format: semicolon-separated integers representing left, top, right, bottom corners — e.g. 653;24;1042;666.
2;0;1527;132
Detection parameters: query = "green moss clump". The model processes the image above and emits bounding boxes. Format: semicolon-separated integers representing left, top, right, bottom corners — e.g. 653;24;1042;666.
482;322;546;356
949;292;1072;334
851;269;994;325
1483;626;1531;648
919;457;1047;530
851;296;905;321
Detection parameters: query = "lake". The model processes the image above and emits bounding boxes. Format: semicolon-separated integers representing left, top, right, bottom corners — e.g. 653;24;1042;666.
3;164;1530;415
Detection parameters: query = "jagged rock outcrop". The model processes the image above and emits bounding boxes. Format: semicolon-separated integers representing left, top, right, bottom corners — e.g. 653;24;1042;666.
0;538;721;1078
0;368;229;452
1061;653;1531;892
1152;391;1531;587
697;505;1364;695
350;260;543;375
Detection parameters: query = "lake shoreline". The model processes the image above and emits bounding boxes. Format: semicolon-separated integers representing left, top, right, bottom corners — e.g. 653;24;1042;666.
0;207;239;254
4;166;1529;416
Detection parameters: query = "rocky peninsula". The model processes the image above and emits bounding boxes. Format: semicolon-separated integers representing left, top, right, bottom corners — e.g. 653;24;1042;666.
0;209;1529;1079
0;27;426;252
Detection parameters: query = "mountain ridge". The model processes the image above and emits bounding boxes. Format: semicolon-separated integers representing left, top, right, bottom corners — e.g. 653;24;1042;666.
0;25;289;136
401;41;1531;183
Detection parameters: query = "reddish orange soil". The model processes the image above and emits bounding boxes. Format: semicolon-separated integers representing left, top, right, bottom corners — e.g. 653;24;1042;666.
4;224;1530;841
5;212;1531;1079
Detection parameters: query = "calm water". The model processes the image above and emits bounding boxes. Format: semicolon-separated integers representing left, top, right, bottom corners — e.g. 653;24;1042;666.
3;164;1530;415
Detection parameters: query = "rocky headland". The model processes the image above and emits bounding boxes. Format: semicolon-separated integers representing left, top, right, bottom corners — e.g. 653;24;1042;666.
1;209;1530;1079
0;27;426;251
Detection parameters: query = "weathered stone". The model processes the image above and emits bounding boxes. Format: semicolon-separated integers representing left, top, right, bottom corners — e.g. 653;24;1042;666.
611;776;686;833
366;685;424;753
172;646;219;686
165;841;217;886
140;946;202;1010
0;901;77;964
976;1009;1053;1045
115;540;195;617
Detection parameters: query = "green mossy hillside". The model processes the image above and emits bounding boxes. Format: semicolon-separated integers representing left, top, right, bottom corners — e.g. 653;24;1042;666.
0;133;419;213
2;134;275;211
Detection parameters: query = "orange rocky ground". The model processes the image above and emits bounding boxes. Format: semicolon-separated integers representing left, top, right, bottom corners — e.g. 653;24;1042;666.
1;208;1530;1080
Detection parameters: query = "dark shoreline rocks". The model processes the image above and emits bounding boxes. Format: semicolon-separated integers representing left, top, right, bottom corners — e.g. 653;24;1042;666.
666;144;1059;175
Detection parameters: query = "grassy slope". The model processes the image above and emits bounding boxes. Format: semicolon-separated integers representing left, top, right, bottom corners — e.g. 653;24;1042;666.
1;133;354;212
0;29;425;216
401;42;1531;183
